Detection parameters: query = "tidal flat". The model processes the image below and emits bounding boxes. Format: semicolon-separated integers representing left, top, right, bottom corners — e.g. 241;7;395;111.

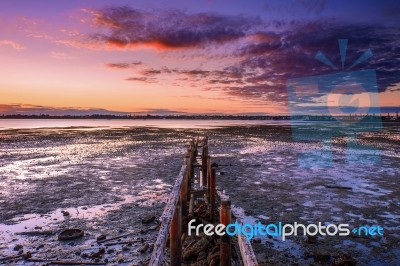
0;123;399;265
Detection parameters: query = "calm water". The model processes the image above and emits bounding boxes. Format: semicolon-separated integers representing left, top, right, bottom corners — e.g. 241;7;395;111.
0;119;295;130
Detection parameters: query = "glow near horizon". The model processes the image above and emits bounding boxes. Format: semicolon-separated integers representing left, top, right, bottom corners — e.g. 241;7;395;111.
0;0;399;115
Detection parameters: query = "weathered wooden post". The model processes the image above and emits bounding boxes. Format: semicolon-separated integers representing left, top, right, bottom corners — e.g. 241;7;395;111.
195;137;199;157
189;193;195;216
170;202;182;266
189;140;195;180
187;152;193;203
206;156;211;203
209;167;216;222
181;155;190;216
201;138;208;187
220;200;232;266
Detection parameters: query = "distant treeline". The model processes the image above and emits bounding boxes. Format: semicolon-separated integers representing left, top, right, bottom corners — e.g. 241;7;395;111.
0;114;399;121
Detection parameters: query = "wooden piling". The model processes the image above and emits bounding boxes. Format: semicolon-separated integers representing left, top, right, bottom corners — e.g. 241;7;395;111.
201;144;208;187
170;203;182;266
189;193;195;216
209;167;216;221
220;200;232;266
187;152;193;202
181;155;190;216
150;137;259;266
189;143;195;180
206;156;211;203
180;173;188;218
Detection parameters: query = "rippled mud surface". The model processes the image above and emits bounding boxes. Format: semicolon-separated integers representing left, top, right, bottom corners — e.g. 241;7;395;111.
0;123;399;265
0;127;195;265
209;124;400;266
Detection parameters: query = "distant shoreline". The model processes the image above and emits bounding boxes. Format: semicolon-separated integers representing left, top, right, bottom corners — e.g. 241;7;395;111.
0;114;398;122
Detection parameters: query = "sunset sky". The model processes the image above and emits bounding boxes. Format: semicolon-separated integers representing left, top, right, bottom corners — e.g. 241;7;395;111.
0;0;399;115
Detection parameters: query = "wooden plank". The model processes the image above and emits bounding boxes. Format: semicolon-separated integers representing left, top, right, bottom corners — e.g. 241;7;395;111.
237;233;259;266
220;200;232;266
209;168;216;222
217;191;258;266
232;213;259;266
170;203;182;265
149;165;187;266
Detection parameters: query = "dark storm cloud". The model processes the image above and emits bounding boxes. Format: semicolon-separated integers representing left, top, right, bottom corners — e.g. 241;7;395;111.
94;6;400;105
263;0;328;15
225;21;400;101
89;6;260;49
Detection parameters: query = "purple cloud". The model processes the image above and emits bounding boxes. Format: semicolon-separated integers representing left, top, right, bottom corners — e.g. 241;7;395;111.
92;6;399;106
88;6;260;50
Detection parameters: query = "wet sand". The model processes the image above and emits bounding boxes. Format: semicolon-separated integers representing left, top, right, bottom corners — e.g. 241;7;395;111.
0;124;399;265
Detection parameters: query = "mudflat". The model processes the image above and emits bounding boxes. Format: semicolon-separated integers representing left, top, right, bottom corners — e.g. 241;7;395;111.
0;124;399;265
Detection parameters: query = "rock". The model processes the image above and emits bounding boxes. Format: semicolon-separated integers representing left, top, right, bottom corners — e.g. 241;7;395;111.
332;254;356;266
307;235;317;244
189;259;207;266
96;234;107;241
314;248;331;261
198;251;207;260
23;251;32;259
139;243;149;253
91;248;105;259
303;251;312;259
58;228;84;241
13;244;23;251
142;215;156;224
253;238;262;244
183;237;211;260
209;261;217;266
61;210;70;216
208;244;216;253
207;252;220;265
149;224;159;231
107;248;115;254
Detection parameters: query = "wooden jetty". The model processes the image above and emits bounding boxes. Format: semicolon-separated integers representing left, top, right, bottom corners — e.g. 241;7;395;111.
150;137;258;266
